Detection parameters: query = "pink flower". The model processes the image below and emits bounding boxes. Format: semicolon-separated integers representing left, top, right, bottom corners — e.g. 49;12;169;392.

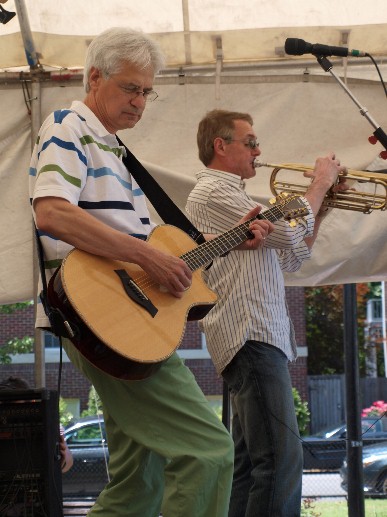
361;400;387;418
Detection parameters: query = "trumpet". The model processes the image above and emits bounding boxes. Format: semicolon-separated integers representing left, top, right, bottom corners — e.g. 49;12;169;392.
255;162;387;214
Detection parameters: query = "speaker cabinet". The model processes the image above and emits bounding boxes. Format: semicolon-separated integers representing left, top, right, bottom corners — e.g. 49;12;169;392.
0;389;63;516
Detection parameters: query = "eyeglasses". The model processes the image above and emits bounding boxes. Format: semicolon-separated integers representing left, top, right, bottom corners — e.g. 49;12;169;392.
112;79;158;102
225;138;260;149
121;86;158;102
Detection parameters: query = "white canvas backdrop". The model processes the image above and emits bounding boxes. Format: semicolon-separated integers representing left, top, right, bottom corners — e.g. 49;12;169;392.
2;0;387;69
0;0;387;304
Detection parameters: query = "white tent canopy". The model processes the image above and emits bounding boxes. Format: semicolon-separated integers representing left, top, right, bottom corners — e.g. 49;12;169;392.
2;0;387;70
1;0;387;304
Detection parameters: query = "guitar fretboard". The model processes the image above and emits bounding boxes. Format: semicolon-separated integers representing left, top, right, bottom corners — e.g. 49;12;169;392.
181;206;284;271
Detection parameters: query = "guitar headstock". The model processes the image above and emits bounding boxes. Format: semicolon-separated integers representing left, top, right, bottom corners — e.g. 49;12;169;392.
268;193;309;225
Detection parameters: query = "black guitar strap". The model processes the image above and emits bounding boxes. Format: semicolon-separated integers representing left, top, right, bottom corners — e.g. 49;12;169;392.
34;226;75;337
116;136;206;245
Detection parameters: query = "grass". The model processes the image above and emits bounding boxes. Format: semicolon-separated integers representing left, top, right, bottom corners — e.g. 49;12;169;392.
302;498;387;516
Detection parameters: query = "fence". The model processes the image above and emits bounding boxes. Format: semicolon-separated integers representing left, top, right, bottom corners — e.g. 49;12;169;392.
308;375;387;434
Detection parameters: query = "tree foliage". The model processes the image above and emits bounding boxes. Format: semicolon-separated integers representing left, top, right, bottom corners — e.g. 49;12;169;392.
0;301;33;314
81;385;103;417
305;283;383;376
59;397;74;427
293;387;310;436
0;336;34;364
0;302;35;362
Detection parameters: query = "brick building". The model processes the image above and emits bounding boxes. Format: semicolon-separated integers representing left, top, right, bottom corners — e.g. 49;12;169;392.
0;286;308;415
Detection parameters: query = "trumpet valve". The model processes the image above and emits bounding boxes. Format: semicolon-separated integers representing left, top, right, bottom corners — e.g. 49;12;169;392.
269;192;290;205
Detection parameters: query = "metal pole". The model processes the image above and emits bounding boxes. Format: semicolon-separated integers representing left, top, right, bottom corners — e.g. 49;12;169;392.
343;283;365;517
316;55;387;153
14;0;45;387
14;0;40;68
222;380;230;430
30;79;45;388
382;281;387;377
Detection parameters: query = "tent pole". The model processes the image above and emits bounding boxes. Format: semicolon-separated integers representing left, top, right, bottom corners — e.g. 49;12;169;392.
14;0;40;69
30;79;45;388
14;0;46;387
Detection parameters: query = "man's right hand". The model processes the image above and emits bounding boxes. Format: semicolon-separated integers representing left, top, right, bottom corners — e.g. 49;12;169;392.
141;247;193;299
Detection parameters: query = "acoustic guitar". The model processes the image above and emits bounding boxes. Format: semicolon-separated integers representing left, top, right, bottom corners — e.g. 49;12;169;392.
48;194;309;380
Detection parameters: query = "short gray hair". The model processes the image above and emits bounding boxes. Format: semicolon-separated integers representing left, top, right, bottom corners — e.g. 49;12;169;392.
83;27;165;92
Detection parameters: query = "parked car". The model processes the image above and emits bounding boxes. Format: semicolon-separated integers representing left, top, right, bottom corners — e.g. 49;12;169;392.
339;440;387;497
62;415;109;497
302;417;387;471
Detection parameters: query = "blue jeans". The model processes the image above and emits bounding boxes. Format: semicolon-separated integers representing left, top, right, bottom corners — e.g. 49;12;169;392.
222;341;303;517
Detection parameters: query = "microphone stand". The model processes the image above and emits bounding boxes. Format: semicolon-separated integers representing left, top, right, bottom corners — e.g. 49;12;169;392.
315;54;378;517
316;55;387;156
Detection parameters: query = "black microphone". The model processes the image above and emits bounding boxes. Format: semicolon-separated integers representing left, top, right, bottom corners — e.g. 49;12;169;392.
285;38;366;58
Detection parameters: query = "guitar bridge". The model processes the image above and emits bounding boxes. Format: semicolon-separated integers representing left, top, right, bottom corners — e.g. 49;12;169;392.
114;269;158;318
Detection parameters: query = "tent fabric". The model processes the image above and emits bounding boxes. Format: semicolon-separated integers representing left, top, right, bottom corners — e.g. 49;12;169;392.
2;0;387;69
0;1;387;304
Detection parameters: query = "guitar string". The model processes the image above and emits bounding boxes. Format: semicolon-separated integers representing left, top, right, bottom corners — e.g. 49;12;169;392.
122;198;305;294
129;221;254;295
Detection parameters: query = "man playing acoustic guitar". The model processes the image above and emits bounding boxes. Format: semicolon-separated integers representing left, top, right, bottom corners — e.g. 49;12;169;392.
29;29;273;517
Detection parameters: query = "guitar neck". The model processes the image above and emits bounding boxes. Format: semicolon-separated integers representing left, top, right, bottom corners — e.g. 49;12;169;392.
181;206;283;272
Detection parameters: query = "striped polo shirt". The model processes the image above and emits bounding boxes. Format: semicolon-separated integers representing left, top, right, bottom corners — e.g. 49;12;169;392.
185;168;314;374
29;100;154;328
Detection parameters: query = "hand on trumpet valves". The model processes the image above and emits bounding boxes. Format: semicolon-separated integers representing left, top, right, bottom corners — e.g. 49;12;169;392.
304;153;350;192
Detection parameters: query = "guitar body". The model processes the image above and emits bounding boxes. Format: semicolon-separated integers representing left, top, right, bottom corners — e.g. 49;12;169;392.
48;225;217;380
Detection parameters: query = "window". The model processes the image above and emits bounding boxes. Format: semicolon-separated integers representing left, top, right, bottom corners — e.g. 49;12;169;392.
44;331;60;348
367;299;382;322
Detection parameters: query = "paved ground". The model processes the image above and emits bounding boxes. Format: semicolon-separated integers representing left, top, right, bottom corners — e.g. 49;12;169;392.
62;473;347;515
302;472;347;498
63;499;95;516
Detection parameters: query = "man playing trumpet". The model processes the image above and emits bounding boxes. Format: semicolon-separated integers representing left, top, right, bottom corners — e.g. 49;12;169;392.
185;109;350;517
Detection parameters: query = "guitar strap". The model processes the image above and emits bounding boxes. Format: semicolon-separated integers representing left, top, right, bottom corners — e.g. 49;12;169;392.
116;135;205;245
34;226;76;337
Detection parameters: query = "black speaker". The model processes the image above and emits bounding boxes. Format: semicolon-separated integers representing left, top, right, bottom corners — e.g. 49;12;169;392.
0;389;63;516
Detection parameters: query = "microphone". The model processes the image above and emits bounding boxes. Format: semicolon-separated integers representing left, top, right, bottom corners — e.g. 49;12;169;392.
285;38;366;58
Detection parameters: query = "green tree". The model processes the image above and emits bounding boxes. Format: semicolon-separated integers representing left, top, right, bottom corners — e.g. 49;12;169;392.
0;301;33;314
0;302;34;363
305;283;383;376
293;387;310;436
0;336;34;364
59;396;74;427
81;385;103;416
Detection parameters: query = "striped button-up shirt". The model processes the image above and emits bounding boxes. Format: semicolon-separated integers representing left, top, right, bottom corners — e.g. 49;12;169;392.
185;168;315;374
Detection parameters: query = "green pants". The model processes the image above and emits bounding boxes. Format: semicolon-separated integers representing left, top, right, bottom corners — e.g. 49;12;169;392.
63;339;233;516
